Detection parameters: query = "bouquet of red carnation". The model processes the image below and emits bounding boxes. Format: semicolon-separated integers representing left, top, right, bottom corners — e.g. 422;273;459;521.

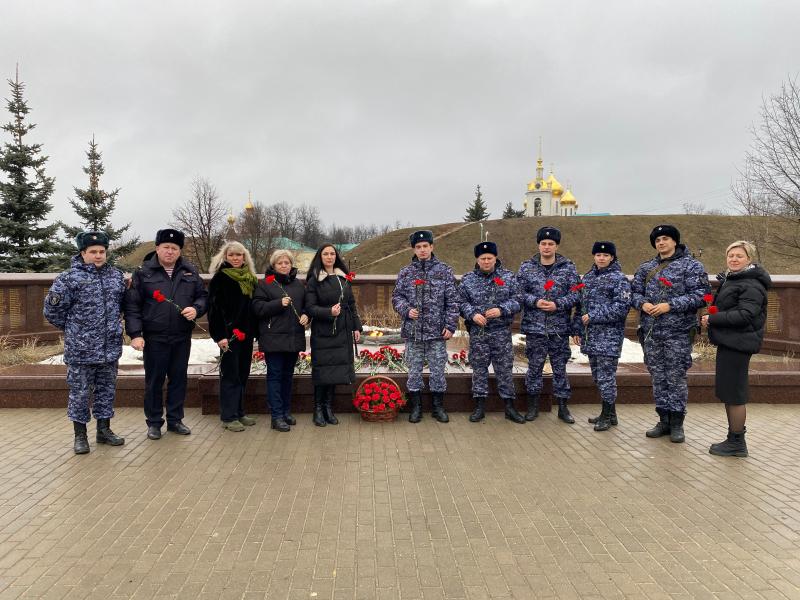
644;277;673;342
353;376;407;422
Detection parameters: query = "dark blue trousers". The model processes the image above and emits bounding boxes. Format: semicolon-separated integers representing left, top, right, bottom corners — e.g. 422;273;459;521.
265;352;297;419
143;336;191;427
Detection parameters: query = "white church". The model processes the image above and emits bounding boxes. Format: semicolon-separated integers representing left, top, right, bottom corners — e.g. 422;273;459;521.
522;150;579;217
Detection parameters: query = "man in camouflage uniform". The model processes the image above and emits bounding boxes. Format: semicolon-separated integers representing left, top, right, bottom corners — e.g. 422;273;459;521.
44;231;127;454
572;242;631;431
518;226;581;423
631;225;709;443
458;241;524;423
392;230;459;423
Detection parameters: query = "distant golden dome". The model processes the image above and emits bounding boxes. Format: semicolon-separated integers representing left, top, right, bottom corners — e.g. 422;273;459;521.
561;189;577;204
527;179;545;192
545;173;564;196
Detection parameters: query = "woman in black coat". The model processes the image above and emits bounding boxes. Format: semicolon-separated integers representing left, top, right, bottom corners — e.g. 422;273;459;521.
305;244;362;426
251;249;309;432
208;242;259;432
701;240;770;458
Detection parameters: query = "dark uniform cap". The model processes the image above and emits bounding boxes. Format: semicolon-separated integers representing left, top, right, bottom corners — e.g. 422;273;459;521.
155;228;185;248
409;230;434;247
591;241;617;257
76;231;109;251
650;224;680;248
536;226;561;244
474;241;498;257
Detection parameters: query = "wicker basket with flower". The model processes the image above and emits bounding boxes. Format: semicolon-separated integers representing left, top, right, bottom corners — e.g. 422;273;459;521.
353;375;406;422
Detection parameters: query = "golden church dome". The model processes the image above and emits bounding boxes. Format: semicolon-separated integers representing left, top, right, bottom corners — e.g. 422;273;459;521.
527;179;545;192
545;173;564;196
560;189;577;204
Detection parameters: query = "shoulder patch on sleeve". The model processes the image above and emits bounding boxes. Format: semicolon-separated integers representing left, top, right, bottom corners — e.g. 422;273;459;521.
48;293;61;306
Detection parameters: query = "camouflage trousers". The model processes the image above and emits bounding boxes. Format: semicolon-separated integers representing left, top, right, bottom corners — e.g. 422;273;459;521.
525;334;571;399
469;329;515;399
642;334;692;414
405;339;448;393
66;362;118;423
588;355;620;405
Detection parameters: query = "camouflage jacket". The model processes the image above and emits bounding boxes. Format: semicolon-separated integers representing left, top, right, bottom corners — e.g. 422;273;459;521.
458;262;520;334
573;261;631;357
392;254;459;341
43;255;126;365
631;245;709;339
517;253;580;335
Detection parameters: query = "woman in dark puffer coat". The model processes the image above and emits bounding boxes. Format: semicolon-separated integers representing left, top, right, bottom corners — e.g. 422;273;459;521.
251;249;309;432
305;244;362;426
701;240;770;458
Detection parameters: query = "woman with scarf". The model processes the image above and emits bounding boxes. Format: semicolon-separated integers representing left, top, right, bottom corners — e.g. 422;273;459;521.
701;241;770;458
305;244;362;426
208;241;259;431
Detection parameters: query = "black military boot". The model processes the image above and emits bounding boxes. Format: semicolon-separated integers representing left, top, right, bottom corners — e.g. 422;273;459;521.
590;403;619;426
525;395;539;421
503;398;525;424
323;386;339;425
645;408;670;438
669;411;685;443
73;422;90;455
407;391;423;423
709;428;748;457
431;392;449;423
313;386;326;427
556;397;575;424
271;417;291;432
96;418;125;446
469;397;486;422
593;402;614;432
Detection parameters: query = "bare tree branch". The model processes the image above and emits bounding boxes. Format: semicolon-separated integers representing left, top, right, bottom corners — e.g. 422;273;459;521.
170;176;229;271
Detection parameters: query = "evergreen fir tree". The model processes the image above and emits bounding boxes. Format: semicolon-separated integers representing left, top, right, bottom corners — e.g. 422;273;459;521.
0;68;61;272
502;201;526;219
62;136;140;264
464;185;490;222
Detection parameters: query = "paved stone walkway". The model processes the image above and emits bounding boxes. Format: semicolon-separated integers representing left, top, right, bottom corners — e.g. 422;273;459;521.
0;405;799;600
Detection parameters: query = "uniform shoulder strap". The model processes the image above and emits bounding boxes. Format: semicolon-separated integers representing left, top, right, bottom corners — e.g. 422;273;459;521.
644;261;670;287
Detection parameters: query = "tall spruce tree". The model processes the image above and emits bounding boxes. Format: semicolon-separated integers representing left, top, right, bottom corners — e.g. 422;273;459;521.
464;184;490;222
502;201;526;219
0;68;61;272
62;137;139;264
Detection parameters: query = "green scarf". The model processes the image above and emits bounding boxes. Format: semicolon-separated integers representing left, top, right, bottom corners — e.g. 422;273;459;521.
222;267;258;298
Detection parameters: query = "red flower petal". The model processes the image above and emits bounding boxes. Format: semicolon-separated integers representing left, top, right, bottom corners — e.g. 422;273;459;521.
708;306;719;314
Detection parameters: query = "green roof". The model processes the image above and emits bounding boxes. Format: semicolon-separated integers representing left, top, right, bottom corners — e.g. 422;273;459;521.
273;237;315;252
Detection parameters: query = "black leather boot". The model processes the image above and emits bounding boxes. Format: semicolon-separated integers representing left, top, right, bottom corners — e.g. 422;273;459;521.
271;418;291;432
313;386;326;427
593;402;614;432
709;428;747;457
73;422;89;454
469;397;486;422
589;404;619;426
669;411;685;443
96;418;125;446
431;392;449;423
557;397;575;424
525;395;539;421
323;385;338;425
646;408;670;438
503;398;525;424
408;390;423;423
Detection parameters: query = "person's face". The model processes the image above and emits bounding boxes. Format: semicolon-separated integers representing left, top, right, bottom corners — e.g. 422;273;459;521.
593;253;613;269
156;243;181;266
274;256;292;275
414;242;432;261
81;245;107;268
538;239;558;258
321;246;337;269
226;250;245;268
477;253;497;273
654;235;677;256
726;247;751;272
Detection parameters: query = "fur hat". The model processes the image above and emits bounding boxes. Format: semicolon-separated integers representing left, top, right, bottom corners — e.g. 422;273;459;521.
409;230;434;247
474;241;498;257
155;228;185;248
76;231;109;251
649;224;680;248
591;241;616;257
536;226;561;244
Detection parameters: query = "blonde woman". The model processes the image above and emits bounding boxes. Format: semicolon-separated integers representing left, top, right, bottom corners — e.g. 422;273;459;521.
252;249;309;432
701;241;770;457
208;241;259;431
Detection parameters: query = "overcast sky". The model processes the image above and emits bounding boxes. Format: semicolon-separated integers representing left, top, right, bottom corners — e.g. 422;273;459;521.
2;0;799;241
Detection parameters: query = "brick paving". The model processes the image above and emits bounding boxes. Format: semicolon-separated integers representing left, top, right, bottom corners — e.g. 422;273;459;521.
0;404;799;600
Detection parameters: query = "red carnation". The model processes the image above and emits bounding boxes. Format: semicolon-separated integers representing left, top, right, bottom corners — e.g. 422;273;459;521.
493;277;505;286
153;290;166;303
265;275;276;284
233;329;246;342
544;280;555;291
452;353;459;359
658;277;673;287
708;306;719;314
345;272;356;282
570;283;586;292
414;279;426;286
703;293;714;303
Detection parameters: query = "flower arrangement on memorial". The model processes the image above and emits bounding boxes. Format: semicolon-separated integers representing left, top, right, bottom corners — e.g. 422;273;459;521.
353;375;406;422
294;351;312;374
356;345;406;375
264;275;303;324
152;289;207;332
644;277;673;342
448;348;469;371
